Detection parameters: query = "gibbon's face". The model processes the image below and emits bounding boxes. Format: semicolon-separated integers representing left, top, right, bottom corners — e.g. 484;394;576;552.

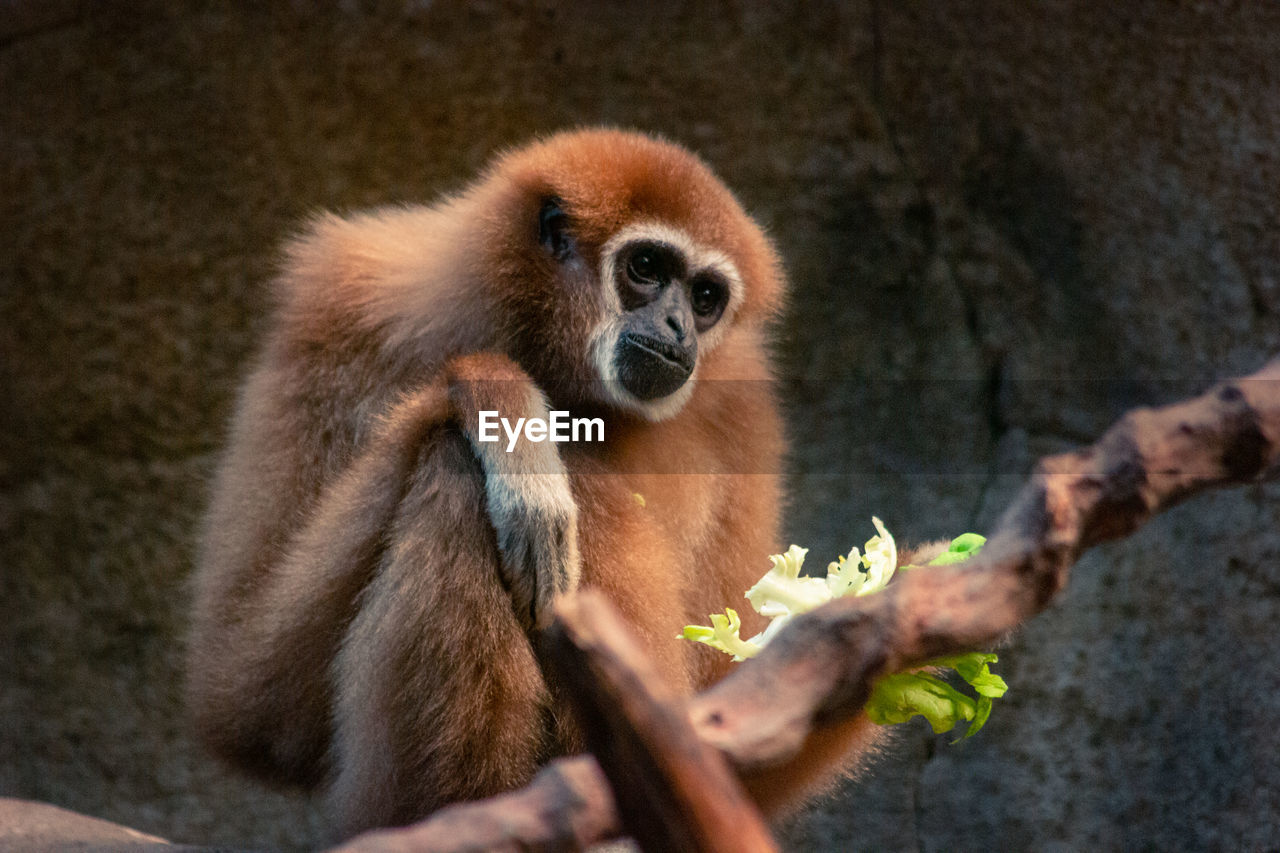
487;130;781;422
537;197;746;421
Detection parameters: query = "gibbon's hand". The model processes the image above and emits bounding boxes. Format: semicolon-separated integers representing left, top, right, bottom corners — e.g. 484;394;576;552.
446;352;582;630
489;470;580;630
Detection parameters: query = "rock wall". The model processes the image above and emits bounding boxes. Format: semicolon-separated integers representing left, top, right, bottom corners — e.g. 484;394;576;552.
3;2;1277;849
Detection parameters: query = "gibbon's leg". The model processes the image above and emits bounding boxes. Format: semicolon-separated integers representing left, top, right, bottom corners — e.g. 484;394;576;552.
328;424;557;836
327;353;581;835
188;382;457;788
190;353;581;830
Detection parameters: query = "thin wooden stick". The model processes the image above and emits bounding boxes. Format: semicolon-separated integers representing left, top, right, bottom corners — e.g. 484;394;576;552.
542;591;778;853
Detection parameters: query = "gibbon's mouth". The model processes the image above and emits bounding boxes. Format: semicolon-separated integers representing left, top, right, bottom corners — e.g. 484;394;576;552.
615;332;695;401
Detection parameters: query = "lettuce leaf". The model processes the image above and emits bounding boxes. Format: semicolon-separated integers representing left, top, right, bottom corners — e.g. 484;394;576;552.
682;524;1007;741
680;607;761;662
926;532;987;565
745;545;830;619
865;652;1008;740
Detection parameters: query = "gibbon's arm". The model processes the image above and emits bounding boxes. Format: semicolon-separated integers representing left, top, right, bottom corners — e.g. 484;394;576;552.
188;353;579;789
445;352;582;630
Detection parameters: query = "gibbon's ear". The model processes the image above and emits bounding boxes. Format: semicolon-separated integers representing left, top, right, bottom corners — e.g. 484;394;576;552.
538;197;574;261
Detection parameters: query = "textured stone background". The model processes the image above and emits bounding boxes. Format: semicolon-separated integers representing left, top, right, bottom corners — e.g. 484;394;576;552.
3;2;1279;849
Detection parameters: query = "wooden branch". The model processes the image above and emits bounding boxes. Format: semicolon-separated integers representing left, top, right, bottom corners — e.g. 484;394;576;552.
334;360;1280;852
326;755;616;853
541;591;778;853
692;359;1280;768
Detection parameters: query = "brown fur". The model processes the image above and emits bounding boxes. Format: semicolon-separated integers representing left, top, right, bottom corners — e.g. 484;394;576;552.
187;129;874;837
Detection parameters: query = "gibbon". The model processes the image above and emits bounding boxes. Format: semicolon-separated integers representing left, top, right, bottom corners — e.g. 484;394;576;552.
187;128;881;836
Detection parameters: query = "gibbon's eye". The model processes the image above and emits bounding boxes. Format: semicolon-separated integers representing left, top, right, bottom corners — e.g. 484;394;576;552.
627;248;662;284
689;274;728;328
538;197;574;261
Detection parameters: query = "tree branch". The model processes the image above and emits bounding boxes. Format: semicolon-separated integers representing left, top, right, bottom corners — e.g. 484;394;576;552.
334;359;1280;852
326;755;617;853
692;360;1280;767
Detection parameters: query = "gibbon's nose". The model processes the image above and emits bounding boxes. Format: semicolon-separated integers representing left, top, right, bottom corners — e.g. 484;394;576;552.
666;312;687;343
654;284;693;344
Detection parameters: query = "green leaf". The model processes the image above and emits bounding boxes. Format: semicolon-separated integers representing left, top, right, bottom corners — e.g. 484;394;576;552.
680;607;761;661
966;695;994;740
866;672;979;734
866;651;1008;740
933;652;1009;699
927;532;988;565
